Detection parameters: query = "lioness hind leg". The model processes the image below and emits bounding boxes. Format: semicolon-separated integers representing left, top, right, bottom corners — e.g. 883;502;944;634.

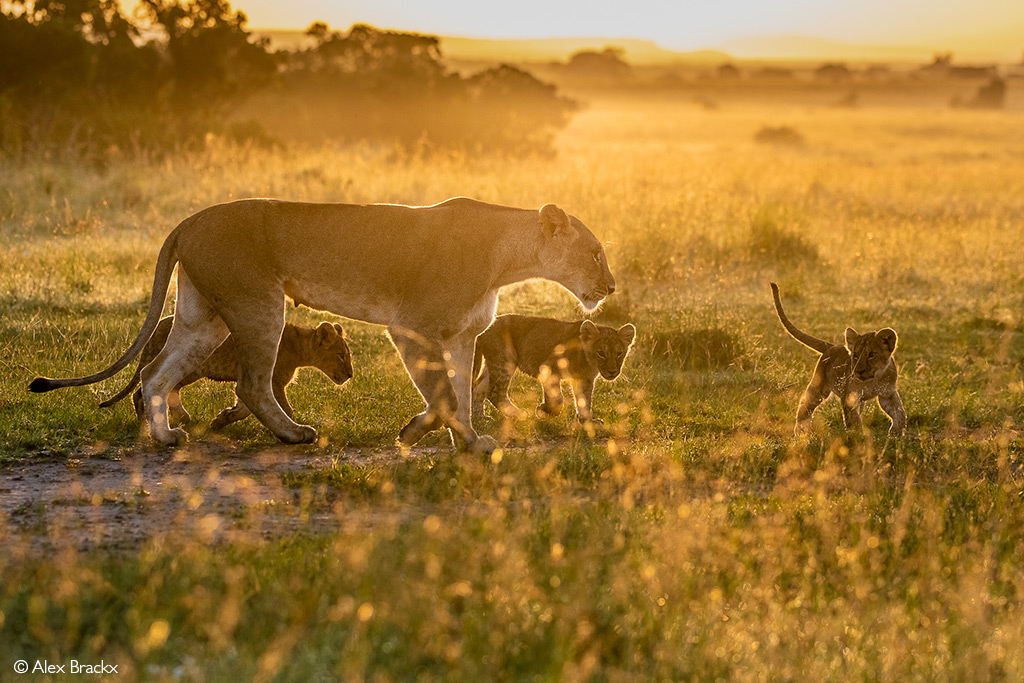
218;299;317;445
141;271;229;446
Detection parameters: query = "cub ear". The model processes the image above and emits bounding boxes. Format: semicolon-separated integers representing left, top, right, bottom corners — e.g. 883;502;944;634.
618;323;636;346
316;321;338;344
580;320;599;342
539;203;570;238
845;327;860;347
332;322;346;338
876;328;898;354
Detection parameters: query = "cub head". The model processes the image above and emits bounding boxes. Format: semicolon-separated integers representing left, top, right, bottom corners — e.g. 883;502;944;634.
845;327;897;380
580;320;636;380
310;322;354;385
536;204;616;313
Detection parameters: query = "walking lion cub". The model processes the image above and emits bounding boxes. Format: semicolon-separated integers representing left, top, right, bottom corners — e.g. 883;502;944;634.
472;315;635;425
98;317;353;430
771;283;906;437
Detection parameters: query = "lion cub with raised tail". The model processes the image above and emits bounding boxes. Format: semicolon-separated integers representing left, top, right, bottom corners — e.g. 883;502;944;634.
771;283;906;437
99;317;353;430
472;315;635;425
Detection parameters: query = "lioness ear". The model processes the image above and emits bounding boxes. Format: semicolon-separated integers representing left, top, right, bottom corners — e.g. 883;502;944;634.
580;320;598;342
332;322;346;338
845;327;859;347
877;328;898;354
539;203;570;238
618;323;636;346
316;321;337;344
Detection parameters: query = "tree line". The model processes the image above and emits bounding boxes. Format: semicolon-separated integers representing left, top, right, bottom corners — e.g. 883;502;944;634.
0;0;577;155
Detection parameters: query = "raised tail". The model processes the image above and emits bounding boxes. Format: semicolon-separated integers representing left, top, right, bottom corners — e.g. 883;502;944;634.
770;282;832;354
28;225;183;394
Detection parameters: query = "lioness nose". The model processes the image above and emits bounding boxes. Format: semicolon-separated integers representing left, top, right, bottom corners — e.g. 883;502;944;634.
607;282;616;295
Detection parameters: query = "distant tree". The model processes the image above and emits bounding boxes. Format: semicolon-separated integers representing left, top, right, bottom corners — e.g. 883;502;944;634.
139;0;276;107
298;22;447;86
564;47;631;77
716;63;740;80
815;62;851;83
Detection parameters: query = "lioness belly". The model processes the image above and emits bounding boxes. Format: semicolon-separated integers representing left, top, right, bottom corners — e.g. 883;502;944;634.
285;280;398;327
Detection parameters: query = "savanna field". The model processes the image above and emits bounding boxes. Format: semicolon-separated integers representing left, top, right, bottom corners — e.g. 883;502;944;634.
2;91;1024;680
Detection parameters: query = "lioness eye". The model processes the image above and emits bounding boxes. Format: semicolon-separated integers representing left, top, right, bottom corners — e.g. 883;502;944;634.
593;251;603;264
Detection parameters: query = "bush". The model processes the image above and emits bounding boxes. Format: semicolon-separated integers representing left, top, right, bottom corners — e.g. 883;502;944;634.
754;126;805;146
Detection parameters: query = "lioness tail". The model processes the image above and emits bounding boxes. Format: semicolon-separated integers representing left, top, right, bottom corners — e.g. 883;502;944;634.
28;223;185;394
770;282;832;354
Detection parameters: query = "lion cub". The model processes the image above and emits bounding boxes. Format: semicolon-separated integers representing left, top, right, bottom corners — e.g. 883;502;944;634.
472;315;635;425
101;317;353;430
771;283;906;437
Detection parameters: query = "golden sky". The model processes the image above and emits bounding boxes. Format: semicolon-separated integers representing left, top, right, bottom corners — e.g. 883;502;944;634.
125;0;1024;59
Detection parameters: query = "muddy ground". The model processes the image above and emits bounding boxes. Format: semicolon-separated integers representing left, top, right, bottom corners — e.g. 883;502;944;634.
0;444;427;553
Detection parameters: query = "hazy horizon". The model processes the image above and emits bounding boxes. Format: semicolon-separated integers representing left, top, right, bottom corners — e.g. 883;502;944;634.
138;0;1024;62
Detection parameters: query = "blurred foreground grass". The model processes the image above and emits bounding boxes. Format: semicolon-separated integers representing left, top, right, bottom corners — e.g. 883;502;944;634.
1;94;1024;679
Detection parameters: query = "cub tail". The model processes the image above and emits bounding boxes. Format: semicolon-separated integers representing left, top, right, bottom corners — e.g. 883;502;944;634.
97;368;142;408
770;282;832;354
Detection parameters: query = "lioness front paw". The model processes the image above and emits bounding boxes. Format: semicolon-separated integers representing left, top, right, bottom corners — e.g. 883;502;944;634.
154;427;189;448
279;424;318;445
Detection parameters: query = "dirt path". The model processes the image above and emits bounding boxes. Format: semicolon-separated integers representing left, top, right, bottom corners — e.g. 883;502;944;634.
0;444;427;553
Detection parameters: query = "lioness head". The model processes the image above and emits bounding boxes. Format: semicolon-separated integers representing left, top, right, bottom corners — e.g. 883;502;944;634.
537;204;616;313
580;320;636;380
845;327;897;380
311;322;354;385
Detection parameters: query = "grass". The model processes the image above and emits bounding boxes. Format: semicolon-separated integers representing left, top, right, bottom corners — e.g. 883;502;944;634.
2;92;1024;679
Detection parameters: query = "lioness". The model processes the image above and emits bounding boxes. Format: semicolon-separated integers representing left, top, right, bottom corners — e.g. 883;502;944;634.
29;198;615;452
771;282;906;437
472;315;635;425
97;317;352;430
